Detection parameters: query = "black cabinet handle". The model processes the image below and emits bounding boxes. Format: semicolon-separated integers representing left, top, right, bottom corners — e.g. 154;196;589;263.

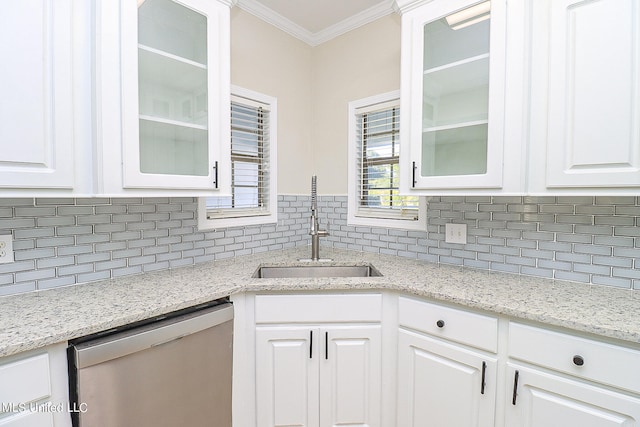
573;355;585;366
325;331;329;360
213;161;219;188
412;161;417;187
309;330;313;359
512;370;519;405
436;320;445;328
480;361;487;395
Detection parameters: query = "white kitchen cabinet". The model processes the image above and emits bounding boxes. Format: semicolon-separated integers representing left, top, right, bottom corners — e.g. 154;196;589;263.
0;343;71;427
505;364;640;427
397;296;498;426
0;1;77;194
256;324;381;427
529;0;640;194
505;322;640;426
237;293;383;427
94;0;231;195
398;0;526;194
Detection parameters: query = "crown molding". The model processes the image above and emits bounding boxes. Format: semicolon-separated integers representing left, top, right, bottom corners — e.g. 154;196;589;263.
236;0;396;46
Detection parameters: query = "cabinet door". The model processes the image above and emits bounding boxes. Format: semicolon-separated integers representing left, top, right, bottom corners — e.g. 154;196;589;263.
319;325;382;427
256;327;320;427
0;0;74;190
117;0;230;191
545;0;640;188
397;329;497;427
506;364;640;427
401;0;507;190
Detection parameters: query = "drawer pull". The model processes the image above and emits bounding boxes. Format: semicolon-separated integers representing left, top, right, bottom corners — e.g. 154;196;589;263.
436;320;445;328
512;370;519;405
480;361;487;395
573;355;585;366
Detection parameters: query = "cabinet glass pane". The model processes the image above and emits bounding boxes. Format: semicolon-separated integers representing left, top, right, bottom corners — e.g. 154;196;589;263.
138;0;207;64
138;48;208;126
137;0;210;178
423;5;489;70
140;119;209;176
421;2;491;177
421;124;488;176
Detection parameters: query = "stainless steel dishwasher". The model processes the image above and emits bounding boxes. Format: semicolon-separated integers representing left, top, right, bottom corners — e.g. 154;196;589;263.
68;299;233;427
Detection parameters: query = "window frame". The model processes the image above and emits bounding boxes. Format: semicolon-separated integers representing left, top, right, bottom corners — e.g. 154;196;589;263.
347;90;427;231
198;85;278;230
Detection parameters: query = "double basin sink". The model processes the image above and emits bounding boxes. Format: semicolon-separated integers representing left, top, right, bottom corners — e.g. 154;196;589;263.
253;264;382;278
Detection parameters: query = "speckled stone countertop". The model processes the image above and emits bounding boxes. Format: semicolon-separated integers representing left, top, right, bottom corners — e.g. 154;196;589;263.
2;247;640;358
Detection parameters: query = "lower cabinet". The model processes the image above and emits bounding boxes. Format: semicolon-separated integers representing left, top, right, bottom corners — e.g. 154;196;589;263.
397;329;497;427
505;364;640;427
234;292;640;427
248;293;384;427
0;343;71;427
505;322;640;427
255;324;381;427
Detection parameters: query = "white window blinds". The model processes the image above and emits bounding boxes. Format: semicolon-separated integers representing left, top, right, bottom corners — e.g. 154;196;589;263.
355;103;419;220
207;95;271;218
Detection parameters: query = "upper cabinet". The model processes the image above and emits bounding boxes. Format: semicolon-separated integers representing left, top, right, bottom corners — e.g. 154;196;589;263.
0;1;78;194
94;0;231;195
399;0;526;194
400;0;640;195
529;0;640;194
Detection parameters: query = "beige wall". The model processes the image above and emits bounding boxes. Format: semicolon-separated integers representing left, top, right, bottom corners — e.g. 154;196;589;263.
230;9;401;195
230;8;313;195
311;14;402;195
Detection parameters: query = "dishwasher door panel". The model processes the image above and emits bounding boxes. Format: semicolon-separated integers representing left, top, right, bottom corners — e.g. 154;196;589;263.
73;306;233;427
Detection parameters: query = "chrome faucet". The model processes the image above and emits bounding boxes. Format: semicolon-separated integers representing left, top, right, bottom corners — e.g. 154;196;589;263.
309;175;329;261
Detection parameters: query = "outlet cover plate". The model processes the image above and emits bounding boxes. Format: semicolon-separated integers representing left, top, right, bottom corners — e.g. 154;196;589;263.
445;223;467;245
0;235;14;264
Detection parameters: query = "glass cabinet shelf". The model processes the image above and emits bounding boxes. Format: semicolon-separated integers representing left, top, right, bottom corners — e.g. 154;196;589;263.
138;45;208;127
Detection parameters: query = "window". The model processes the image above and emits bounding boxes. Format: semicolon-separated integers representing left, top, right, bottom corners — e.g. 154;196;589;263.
198;86;277;229
348;91;426;230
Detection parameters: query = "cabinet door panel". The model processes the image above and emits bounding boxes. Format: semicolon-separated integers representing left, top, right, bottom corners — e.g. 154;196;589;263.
397;329;496;427
256;327;319;427
506;364;640;427
320;326;381;427
0;0;74;189
402;0;508;190
546;0;640;187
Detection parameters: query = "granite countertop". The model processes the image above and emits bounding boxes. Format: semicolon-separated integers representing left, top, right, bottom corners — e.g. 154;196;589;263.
2;247;640;358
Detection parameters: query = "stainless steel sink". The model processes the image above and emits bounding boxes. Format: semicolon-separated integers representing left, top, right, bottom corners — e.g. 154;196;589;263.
253;264;382;278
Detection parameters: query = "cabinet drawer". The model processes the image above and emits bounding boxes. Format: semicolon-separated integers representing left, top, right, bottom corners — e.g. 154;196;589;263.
0;353;51;407
398;297;498;353
255;293;382;323
509;322;640;394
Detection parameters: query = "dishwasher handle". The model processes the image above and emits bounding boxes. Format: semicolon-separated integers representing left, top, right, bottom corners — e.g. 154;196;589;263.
73;303;233;369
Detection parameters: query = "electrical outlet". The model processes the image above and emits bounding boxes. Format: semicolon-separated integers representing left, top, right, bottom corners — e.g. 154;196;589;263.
445;223;467;245
0;235;14;264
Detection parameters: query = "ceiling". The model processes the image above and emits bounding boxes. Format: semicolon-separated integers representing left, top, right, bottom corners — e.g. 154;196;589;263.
236;0;397;46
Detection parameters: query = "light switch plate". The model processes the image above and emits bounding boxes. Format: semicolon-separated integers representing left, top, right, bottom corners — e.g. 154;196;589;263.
0;235;14;264
445;223;467;245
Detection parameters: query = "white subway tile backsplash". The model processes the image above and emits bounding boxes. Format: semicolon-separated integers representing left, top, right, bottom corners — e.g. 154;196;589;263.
0;195;639;295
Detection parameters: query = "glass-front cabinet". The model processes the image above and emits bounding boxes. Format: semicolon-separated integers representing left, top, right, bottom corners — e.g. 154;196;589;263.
399;0;511;193
96;0;231;194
